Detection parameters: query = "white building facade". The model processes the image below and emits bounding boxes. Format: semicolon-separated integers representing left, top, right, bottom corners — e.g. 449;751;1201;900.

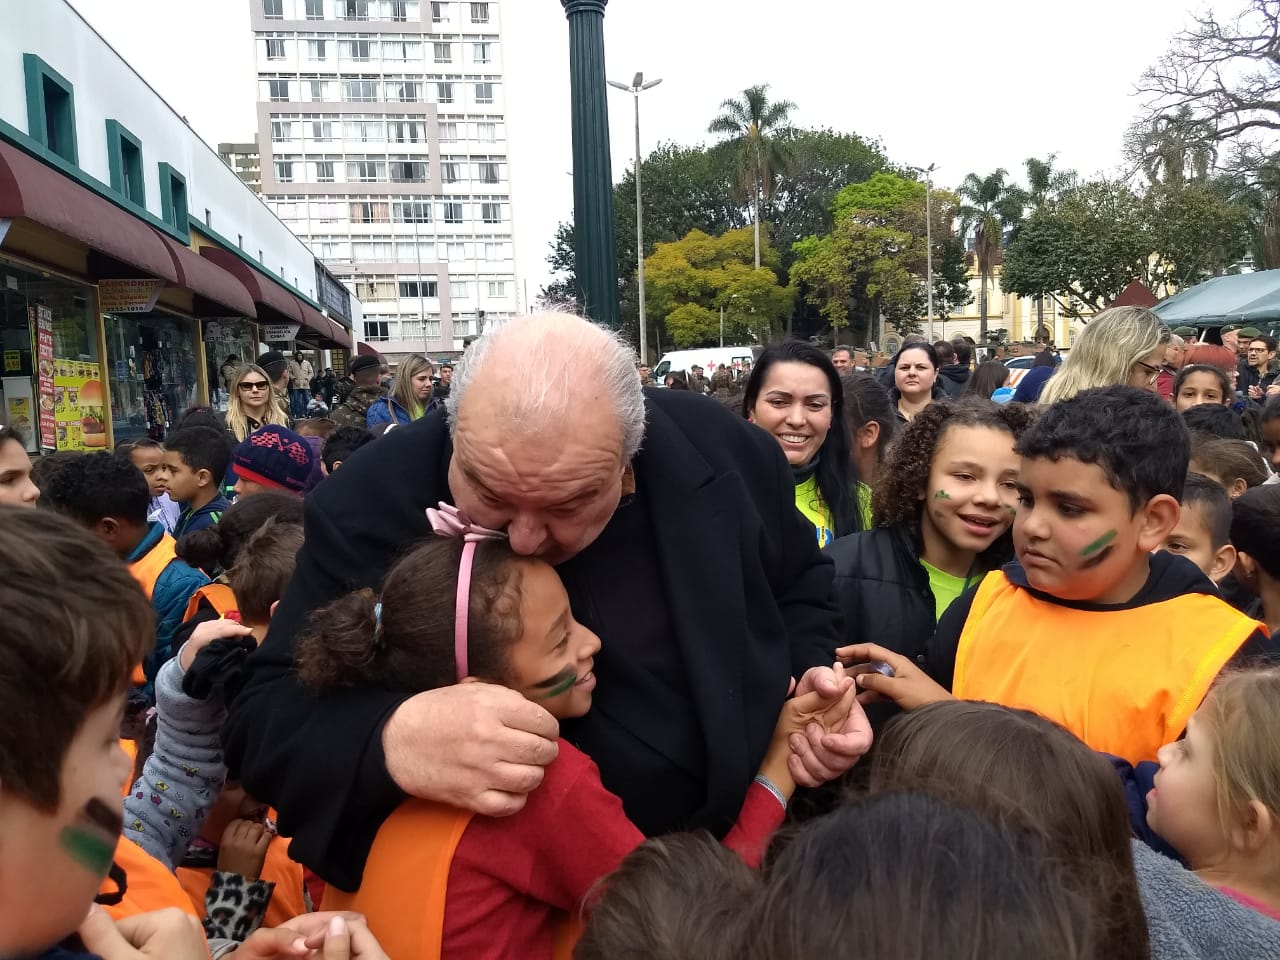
251;0;517;361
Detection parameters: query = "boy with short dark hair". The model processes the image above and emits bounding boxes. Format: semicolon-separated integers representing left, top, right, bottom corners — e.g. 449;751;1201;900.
1161;472;1238;585
0;506;207;959
42;453;209;697
321;424;374;475
925;386;1274;764
163;426;232;537
1230;485;1280;639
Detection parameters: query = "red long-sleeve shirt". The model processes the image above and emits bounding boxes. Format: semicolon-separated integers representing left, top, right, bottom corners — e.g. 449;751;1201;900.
441;739;785;959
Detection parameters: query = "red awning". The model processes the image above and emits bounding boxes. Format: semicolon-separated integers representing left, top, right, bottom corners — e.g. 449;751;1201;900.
199;246;305;324
328;318;354;350
296;297;352;349
151;230;256;317
0;140;179;283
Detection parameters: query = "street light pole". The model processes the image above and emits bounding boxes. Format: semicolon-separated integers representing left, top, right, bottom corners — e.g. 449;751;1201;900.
608;72;661;365
910;163;937;340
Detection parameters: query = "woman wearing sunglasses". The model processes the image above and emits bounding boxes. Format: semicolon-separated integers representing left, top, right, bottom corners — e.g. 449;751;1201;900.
227;363;291;442
1039;307;1171;405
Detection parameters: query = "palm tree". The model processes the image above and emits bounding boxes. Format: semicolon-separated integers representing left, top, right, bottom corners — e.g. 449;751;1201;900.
1022;156;1075;331
958;169;1025;342
708;85;796;270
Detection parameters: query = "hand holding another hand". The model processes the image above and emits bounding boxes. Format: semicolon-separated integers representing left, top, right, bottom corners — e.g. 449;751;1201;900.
837;643;954;711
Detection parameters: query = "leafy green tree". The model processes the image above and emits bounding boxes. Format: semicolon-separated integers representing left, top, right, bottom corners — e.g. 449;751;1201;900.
644;228;794;347
957;169;1025;341
708;85;796;270
1020;156;1077;328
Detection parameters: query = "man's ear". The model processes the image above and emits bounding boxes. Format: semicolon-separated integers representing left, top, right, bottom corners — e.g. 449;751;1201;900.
1235;551;1261;593
1210;543;1238;584
195;467;213;488
1137;494;1181;552
95;517;121;549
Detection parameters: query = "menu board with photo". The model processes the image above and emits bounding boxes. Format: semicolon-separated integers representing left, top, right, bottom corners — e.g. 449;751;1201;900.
53;360;105;451
30;305;55;450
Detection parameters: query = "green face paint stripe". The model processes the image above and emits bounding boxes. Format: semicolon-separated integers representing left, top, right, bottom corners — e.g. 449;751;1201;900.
1081;529;1117;557
533;666;578;699
933;490;951;499
59;826;115;876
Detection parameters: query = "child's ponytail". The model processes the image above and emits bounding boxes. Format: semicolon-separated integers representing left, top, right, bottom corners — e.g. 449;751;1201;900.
296;588;383;690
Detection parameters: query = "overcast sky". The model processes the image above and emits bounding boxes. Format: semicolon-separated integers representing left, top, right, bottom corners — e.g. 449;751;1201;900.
68;0;1213;303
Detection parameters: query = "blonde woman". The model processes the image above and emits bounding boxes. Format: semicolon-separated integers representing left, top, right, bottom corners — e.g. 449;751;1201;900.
366;354;436;429
1038;307;1171;405
227;363;291;441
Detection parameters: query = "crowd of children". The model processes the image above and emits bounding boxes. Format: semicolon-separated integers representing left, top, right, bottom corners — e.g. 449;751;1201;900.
5;332;1280;960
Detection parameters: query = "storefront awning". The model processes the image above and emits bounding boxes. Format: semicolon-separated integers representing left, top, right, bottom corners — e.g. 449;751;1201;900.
151;230;256;318
297;298;353;350
0;140;179;284
199;246;305;325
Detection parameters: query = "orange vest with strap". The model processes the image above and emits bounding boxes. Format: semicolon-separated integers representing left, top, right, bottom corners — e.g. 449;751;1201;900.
176;833;308;928
324;800;579;960
183;582;238;623
128;532;179;601
953;571;1263;763
100;836;200;921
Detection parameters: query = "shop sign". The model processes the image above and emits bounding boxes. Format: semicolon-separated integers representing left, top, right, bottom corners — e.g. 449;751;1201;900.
262;323;301;343
3;350;18;372
99;279;164;313
53;359;104;451
29;304;55;450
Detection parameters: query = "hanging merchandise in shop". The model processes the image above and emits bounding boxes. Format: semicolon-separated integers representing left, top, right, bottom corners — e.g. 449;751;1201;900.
105;311;201;444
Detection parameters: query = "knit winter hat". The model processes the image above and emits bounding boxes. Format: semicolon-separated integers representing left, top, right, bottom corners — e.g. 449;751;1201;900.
258;350;289;377
233;425;314;493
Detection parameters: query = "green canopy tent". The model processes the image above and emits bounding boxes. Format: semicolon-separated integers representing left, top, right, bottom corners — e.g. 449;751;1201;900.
1152;270;1280;336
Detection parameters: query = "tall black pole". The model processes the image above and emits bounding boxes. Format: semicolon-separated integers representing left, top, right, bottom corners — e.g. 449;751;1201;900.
561;0;620;327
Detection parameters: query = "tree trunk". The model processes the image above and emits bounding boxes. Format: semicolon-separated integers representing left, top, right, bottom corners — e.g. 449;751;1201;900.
978;268;989;342
753;176;762;270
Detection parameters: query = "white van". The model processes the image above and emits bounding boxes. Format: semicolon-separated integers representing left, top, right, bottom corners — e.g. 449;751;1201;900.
652;346;759;384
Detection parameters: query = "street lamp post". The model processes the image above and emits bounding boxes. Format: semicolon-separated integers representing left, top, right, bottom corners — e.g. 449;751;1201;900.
608;72;661;365
719;293;739;347
911;163;937;340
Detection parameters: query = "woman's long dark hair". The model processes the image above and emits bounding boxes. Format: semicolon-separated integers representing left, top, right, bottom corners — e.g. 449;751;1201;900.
742;341;861;536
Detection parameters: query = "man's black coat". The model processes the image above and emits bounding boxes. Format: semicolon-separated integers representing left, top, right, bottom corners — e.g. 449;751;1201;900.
223;388;841;890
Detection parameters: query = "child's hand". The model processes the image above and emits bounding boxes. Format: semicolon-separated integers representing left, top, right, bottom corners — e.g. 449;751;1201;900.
77;905;208;959
837;643;954;711
180;617;254;671
774;668;858;739
310;916;389;960
218;818;271;879
224;913;370;959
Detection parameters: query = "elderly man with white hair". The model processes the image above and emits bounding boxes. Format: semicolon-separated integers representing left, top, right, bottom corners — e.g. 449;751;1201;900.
225;313;867;891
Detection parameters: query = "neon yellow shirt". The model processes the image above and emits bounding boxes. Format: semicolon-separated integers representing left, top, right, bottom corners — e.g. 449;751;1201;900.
920;559;968;622
795;473;834;547
856;482;873;531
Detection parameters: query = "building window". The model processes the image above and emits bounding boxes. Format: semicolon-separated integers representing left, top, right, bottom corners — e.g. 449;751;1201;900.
388;120;424;143
275;160;295;182
344;119;383;142
347;160;385;181
270;119;293;141
343;79;378;101
470;2;489;23
390;160;428;183
487;280;505;297
307;39;328;59
474;81;494;104
484;241;504;261
23;55;79;165
350;201;390;222
440;161;461;183
431;1;449;22
364;320;390;341
263;0;283;18
438;122;458;142
433;42;452;63
393;200;431;222
158;163;188;233
445;242;465;261
390;0;409;20
268;78;291;100
314;160;335;182
472;42;491;64
310;119;334;140
475;121;497;142
305;0;325;17
450;280;471;299
341;39;372;60
481;202;502;223
383;40;419;61
387;81;422;102
342;0;370;19
476;161;499;183
106;120;145;206
266;38;286;59
311;199;342;221
399;280;439;298
441;202;463;223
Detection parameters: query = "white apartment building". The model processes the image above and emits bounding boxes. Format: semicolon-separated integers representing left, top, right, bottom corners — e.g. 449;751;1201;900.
251;0;516;360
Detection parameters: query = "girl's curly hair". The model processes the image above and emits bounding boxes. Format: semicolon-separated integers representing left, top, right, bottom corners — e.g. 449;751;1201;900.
872;399;1038;562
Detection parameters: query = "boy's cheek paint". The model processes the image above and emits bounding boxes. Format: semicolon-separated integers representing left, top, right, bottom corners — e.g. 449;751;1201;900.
1078;529;1118;569
60;796;123;876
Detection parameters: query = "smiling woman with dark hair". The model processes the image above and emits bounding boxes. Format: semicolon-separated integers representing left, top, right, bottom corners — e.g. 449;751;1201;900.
743;341;861;545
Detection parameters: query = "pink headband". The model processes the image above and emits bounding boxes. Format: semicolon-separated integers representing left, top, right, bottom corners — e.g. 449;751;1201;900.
426;502;507;682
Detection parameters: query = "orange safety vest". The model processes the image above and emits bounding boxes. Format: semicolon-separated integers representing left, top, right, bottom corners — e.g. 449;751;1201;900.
324;800;579;960
953;571;1263;763
183;582;238;623
100;836;200;921
176;833;308;928
128;532;179;601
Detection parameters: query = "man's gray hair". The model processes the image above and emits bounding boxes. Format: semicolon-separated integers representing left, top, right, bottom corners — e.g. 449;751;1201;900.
446;312;647;460
1169;334;1185;348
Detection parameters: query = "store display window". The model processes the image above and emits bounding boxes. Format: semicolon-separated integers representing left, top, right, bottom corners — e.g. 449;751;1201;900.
105;310;202;442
